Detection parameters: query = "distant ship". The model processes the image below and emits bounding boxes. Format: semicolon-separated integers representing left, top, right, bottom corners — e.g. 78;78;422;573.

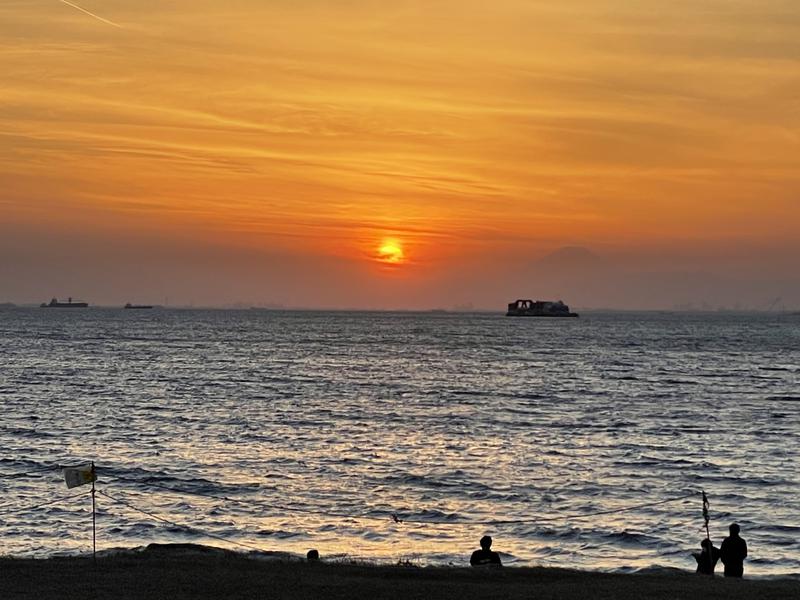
40;297;89;308
506;299;578;317
124;303;153;309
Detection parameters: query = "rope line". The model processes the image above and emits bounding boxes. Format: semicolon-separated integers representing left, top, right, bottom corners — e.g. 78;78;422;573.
102;473;698;527
0;490;91;515
98;490;265;553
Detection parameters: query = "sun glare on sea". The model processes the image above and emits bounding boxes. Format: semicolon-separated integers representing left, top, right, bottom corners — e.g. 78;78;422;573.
376;239;405;264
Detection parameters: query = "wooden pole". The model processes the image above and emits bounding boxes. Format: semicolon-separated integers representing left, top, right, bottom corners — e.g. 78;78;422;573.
91;461;97;600
91;461;97;567
702;491;713;576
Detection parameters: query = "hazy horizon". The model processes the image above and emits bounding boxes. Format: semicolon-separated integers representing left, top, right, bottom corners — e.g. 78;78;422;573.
4;240;799;313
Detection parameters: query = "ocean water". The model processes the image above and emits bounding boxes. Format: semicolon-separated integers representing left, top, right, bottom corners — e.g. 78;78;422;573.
1;308;798;575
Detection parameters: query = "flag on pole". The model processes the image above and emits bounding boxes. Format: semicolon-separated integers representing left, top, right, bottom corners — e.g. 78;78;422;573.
702;490;710;527
63;464;96;489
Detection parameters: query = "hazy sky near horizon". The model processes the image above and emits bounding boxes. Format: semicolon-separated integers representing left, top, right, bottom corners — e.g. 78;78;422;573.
2;1;799;308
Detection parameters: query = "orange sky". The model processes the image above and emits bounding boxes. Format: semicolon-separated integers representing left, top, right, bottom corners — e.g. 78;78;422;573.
1;1;799;308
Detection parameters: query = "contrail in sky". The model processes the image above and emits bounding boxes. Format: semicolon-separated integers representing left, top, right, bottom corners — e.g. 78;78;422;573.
59;0;122;28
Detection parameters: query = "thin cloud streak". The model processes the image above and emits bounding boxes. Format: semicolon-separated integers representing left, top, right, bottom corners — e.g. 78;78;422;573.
59;0;122;28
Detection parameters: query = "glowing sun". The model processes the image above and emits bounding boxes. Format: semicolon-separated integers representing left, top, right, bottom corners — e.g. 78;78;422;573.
376;240;405;264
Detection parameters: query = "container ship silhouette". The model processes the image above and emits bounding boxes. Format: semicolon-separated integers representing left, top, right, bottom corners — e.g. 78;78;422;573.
506;299;578;317
40;297;89;308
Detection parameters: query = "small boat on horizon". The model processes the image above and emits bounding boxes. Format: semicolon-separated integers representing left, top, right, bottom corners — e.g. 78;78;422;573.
124;303;153;310
506;299;578;317
40;297;89;308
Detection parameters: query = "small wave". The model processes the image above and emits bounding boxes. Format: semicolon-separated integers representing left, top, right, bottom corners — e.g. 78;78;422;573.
253;529;303;539
1;428;55;439
687;473;788;487
529;544;573;558
599;531;662;546
656;378;699;386
113;522;160;536
101;467;263;497
762;524;800;534
525;526;583;540
402;509;464;523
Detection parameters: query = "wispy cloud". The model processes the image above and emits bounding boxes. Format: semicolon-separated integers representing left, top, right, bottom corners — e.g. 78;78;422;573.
59;0;122;28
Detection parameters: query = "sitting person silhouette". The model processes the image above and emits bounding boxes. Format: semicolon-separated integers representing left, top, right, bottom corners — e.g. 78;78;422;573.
720;523;748;578
470;535;502;567
692;538;721;575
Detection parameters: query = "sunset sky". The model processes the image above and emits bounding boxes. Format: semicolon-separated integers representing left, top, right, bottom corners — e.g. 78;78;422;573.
2;1;799;309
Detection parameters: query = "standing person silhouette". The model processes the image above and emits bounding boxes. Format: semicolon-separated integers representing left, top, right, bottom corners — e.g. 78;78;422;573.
720;523;748;577
470;535;502;567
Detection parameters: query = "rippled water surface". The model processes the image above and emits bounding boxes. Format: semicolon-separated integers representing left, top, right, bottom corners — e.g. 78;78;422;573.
1;308;798;575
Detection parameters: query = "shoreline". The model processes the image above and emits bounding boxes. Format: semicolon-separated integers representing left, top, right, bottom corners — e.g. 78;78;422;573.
1;544;797;600
4;542;799;580
4;555;799;581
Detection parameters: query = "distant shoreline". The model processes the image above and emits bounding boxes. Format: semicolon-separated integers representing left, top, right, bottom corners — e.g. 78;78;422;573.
1;545;796;600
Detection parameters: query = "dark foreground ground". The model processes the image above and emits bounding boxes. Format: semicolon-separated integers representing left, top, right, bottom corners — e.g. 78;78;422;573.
1;545;797;600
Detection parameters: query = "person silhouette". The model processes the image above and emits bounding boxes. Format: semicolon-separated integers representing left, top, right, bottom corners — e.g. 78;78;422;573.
306;549;320;561
470;535;502;567
692;538;721;575
720;523;748;577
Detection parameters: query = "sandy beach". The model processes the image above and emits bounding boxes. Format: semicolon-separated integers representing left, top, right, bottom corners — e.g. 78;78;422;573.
0;545;796;600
